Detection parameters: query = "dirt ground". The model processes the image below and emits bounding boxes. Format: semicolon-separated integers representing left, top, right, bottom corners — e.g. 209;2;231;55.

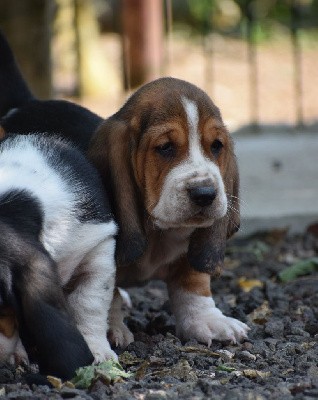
1;225;317;399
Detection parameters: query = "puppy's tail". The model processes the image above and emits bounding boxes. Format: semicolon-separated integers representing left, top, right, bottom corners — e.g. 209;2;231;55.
0;30;34;117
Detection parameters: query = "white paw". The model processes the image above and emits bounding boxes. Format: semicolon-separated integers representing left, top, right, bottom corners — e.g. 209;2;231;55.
108;287;134;348
178;309;249;346
172;292;250;346
14;339;29;365
85;337;118;363
108;323;134;348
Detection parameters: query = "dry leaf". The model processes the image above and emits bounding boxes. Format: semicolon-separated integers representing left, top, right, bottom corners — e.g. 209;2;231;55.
47;376;63;389
135;361;150;381
248;301;271;324
237;277;263;292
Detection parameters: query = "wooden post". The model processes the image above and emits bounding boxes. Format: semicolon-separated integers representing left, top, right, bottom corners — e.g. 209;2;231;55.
121;0;163;90
0;0;54;99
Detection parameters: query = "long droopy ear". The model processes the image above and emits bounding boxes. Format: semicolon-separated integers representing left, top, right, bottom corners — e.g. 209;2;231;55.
88;118;147;266
187;149;240;276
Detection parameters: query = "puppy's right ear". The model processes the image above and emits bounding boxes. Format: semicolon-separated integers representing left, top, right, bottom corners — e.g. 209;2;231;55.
88;119;147;266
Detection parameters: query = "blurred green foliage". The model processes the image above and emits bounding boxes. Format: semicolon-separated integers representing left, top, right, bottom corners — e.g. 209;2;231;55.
171;0;318;39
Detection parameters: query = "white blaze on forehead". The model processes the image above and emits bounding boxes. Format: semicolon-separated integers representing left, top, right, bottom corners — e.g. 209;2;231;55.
181;96;206;165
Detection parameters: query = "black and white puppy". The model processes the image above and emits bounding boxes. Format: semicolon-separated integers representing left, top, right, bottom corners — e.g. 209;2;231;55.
0;134;117;379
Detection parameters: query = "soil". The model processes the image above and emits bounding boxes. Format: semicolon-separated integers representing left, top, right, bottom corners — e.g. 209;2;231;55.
1;225;318;399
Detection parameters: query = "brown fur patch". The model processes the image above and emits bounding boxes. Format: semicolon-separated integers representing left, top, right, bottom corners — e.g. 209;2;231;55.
0;307;16;338
167;256;212;297
0;125;6;140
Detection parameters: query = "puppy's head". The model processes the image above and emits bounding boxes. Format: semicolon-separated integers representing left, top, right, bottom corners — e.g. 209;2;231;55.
90;78;239;272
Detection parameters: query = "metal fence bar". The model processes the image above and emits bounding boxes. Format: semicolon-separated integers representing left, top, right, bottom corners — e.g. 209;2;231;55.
246;0;259;131
291;0;304;128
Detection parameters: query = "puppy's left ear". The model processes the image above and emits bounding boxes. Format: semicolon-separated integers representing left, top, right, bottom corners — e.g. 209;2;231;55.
188;148;240;275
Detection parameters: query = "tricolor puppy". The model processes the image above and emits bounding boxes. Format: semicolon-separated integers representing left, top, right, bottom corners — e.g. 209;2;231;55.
90;77;249;347
0;134;117;379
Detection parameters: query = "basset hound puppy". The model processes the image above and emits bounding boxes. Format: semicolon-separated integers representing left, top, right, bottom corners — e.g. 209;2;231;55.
0;134;117;379
89;77;249;346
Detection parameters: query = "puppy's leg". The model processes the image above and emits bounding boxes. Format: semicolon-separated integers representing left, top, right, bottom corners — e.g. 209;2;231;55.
0;311;19;363
14;337;29;365
167;256;249;346
66;236;117;362
108;288;134;348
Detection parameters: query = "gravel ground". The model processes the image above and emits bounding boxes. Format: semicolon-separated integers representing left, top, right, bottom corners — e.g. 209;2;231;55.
1;226;318;399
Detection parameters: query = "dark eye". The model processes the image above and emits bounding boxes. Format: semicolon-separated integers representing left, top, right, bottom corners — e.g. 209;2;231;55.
155;142;175;159
210;139;223;157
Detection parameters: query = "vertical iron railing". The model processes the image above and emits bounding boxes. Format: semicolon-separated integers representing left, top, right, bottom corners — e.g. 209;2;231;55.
291;0;304;128
199;0;312;131
245;0;259;131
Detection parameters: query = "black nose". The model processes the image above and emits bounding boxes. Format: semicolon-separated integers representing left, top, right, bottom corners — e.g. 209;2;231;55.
188;186;217;207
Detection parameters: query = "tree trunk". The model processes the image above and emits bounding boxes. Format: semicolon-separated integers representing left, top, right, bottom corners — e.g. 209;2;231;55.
0;0;54;99
121;0;163;90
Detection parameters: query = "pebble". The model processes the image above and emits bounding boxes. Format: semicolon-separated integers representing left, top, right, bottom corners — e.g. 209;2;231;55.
217;350;235;360
236;351;257;361
265;319;285;338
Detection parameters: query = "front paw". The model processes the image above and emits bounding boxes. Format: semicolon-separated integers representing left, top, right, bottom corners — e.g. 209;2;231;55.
85;337;118;363
173;292;249;346
177;308;249;346
14;338;29;366
108;323;134;348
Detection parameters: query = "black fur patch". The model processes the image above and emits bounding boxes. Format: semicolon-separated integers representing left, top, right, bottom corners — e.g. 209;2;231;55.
19;299;93;379
187;224;226;276
116;232;148;266
0;189;43;239
1;101;102;153
0;30;34;116
39;136;113;223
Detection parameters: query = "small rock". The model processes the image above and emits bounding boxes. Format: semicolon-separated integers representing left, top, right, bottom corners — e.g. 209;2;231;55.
60;387;86;398
237;351;257;361
0;368;14;384
241;342;253;351
6;389;33;398
217;350;235;361
145;389;167;400
265;319;284;339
